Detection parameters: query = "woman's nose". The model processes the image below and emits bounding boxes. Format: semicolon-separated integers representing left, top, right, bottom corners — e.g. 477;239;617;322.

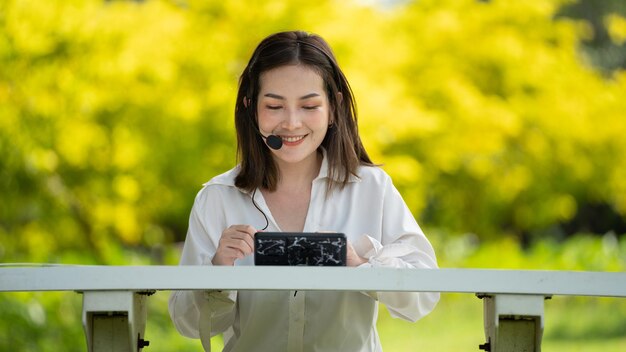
280;108;303;130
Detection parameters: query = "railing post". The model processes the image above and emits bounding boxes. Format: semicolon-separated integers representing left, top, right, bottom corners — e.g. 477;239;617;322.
477;293;549;352
81;290;154;352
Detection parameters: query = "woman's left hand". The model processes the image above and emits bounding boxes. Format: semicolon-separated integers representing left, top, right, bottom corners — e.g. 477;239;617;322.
346;241;367;267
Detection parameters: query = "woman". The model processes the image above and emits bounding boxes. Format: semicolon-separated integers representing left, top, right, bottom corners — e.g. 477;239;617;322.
169;30;439;352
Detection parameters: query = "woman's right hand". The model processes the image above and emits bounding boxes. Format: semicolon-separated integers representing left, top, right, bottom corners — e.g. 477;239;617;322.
212;225;257;266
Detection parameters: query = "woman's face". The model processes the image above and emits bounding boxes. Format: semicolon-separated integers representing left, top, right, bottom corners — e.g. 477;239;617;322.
257;64;330;168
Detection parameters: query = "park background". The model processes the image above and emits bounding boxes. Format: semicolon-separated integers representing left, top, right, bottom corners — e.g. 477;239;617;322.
1;0;625;350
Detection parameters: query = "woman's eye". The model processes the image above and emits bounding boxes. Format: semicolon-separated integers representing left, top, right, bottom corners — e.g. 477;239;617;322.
303;106;320;110
266;105;282;110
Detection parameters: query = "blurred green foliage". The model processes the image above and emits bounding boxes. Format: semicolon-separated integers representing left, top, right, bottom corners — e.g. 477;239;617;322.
1;0;626;350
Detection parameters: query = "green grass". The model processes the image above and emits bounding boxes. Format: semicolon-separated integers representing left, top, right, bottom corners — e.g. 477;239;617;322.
376;294;626;352
378;294;484;351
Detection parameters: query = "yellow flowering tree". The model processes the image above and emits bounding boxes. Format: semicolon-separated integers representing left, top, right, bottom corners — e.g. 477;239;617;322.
1;0;625;264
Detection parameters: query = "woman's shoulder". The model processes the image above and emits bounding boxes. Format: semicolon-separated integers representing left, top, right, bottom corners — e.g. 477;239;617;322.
195;166;244;199
202;166;240;188
355;164;392;185
188;167;249;212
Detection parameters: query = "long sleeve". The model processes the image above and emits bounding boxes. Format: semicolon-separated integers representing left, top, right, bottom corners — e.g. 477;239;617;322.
168;186;237;339
352;172;440;322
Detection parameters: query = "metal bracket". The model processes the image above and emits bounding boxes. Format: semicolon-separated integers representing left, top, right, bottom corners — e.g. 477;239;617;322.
477;293;550;352
81;291;153;352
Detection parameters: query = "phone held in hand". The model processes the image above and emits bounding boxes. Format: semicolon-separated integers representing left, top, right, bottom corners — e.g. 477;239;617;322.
254;232;347;266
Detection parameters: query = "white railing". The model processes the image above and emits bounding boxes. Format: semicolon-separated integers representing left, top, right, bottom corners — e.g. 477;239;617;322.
1;266;625;352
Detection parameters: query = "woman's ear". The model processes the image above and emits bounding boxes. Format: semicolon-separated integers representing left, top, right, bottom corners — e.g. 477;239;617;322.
336;92;343;104
243;96;250;108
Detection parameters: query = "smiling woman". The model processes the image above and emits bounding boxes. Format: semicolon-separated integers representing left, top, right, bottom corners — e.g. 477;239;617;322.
168;30;440;352
234;31;372;195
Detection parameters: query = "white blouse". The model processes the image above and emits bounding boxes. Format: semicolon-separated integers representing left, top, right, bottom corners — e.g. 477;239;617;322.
169;152;440;352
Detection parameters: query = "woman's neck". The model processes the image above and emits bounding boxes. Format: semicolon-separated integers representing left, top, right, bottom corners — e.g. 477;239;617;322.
273;150;322;192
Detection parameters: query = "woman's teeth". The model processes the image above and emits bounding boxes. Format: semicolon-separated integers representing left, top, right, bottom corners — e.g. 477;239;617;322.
282;135;305;143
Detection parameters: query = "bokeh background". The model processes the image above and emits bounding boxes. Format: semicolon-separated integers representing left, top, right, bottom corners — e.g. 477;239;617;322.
1;0;625;350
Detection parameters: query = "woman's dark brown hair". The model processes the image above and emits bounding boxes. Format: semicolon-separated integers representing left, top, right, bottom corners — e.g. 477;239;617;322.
234;30;373;193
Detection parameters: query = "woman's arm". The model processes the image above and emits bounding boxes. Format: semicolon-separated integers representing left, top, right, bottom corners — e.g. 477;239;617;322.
168;187;238;338
354;173;440;322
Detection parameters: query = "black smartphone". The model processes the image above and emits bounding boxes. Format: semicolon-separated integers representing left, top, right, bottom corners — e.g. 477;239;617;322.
254;232;347;266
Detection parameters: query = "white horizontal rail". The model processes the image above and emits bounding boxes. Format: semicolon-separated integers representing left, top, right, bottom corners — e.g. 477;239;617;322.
1;266;625;297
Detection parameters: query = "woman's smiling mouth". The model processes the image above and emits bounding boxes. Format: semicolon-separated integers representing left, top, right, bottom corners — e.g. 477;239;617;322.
280;135;307;144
